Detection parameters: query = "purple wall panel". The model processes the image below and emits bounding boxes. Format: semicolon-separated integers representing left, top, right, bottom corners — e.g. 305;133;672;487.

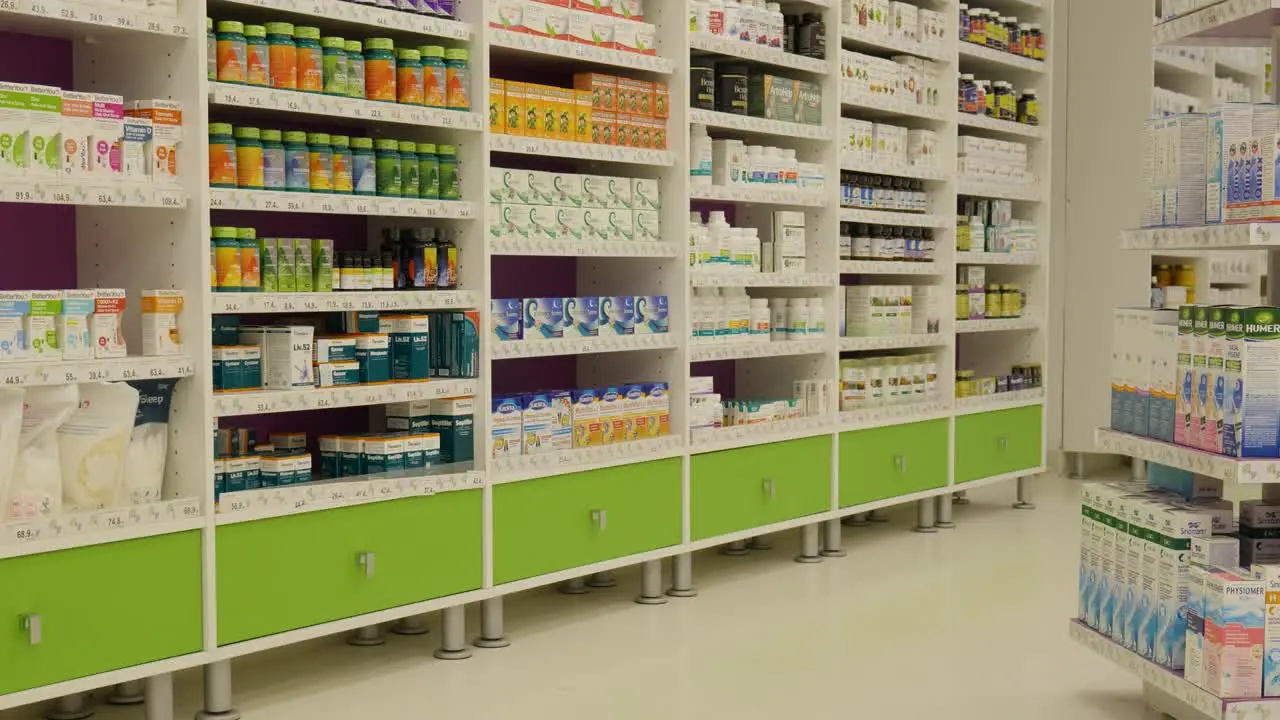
689;360;735;398
212;211;369;253
490;256;579;392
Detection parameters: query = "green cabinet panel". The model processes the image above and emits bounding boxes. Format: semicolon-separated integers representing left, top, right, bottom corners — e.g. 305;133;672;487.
0;531;203;695
217;491;482;644
955;405;1044;483
690;436;831;540
493;459;682;585
839;419;949;507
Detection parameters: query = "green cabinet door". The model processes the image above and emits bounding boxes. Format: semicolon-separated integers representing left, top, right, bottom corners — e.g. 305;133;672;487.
690;436;832;541
0;531;203;695
955;405;1044;483
494;456;686;586
493;458;682;585
839;419;949;507
217;491;482;644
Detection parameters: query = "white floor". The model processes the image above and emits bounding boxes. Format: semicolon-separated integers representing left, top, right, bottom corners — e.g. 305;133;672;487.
6;473;1166;720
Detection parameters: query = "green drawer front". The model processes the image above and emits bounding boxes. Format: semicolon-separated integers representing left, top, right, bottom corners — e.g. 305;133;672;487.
0;531;203;695
690;435;832;541
839;419;949;508
955;405;1044;483
493;458;682;585
217;491;482;644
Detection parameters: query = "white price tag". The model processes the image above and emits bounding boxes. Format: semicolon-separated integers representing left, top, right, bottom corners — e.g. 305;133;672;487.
6;522;39;544
172;498;201;520
93;509;126;531
223;495;252;514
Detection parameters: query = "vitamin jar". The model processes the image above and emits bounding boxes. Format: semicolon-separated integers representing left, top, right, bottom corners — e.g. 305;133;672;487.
307;132;333;192
417;143;439;199
234;126;264;190
396;49;424;105
420;45;446;108
208;122;238;188
399;140;420;197
266;23;297;90
244;25;269;87
331;135;353;194
345;40;365;99
215;21;247;84
213;226;242;291
375;137;401;197
283;130;310;191
1017;89;1039;125
365;38;397;102
238;227;260;291
351;137;376;196
437;144;458;199
261;129;285;190
322;36;348;96
207;17;216;80
444;48;469;109
294;26;323;93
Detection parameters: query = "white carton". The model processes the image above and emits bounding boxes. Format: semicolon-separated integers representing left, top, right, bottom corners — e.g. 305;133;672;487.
1155;507;1212;668
1203;571;1265;698
57;289;94;360
1192;536;1241;568
122;116;153;181
264;325;314;389
25;290;60;359
1185;564;1211;688
0;83;28;175
141;289;184;356
59;91;94;178
91;289;127;358
490;395;522;458
25;85;61;177
127;100;182;186
631;177;659;210
90;93;124;176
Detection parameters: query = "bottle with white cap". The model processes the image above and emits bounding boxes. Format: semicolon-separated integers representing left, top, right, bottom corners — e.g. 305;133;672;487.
707;211;731;269
809;297;825;336
745;145;764;183
787;298;810;339
766;2;783;49
770;298;788;341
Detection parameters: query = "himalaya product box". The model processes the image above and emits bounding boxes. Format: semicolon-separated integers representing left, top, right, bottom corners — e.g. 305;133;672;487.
386;400;432;434
1201;305;1229;453
431;396;474;463
1156;507;1212;669
1224;306;1280;457
1175;305;1196;446
1204;571;1265;698
264;325;314;389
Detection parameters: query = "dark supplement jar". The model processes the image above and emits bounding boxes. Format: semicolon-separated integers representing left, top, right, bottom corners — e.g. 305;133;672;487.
715;62;748;115
691;61;715;110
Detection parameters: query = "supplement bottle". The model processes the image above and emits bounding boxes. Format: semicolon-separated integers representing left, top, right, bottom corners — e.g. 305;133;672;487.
959;3;969;41
1007;16;1021;55
399;140;420;198
213;227;242;291
266;22;297;90
809;297;825;335
691;61;714;110
331;135;353;194
234;126;264;190
787;298;809;339
749;298;769;340
209;123;238;188
375;138;401;197
307;132;333;192
351;137;376;195
207;17;216;81
345;40;365;99
322;36;348;96
1017;89;1038;125
216;21;247;84
437;144;459;200
418;143;439;199
1018;22;1032;57
958;73;976;113
245;25;269;86
445;48;470;109
283;130;310;192
261;129;285;191
239;227;261;292
294;26;324;93
715;62;748;115
365;38;397;102
437;231;458;289
420;45;446;108
397;48;424;105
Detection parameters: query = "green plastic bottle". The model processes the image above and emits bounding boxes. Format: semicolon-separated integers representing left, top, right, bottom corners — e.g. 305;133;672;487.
375;138;401;197
293;26;323;93
417;143;439;200
345;40;365;99
437;144;459;200
399;140;419;198
261;129;285;191
307;132;332;193
284;130;310;192
352;137;376;196
321;36;347;96
332;135;353;194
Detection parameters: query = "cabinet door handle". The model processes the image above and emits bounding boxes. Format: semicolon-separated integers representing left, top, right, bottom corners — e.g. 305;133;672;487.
893;455;905;473
20;614;41;645
592;509;607;531
763;479;776;499
997;436;1008;451
901;456;908;473
358;552;376;578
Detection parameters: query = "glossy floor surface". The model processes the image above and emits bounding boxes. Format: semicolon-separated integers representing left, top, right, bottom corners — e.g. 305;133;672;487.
5;473;1167;720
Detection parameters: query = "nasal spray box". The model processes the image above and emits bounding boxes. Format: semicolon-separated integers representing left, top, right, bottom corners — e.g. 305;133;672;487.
1162;113;1207;226
1254;565;1280;696
1079;485;1101;625
1137;502;1163;659
1224;306;1280;457
1207;104;1253;224
1149;323;1179;442
1204;570;1265;698
1155;507;1212;669
1191;305;1210;448
1175;305;1197;446
1201;306;1229;453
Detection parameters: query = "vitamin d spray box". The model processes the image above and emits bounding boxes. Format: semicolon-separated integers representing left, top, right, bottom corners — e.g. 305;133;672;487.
1224;306;1280;457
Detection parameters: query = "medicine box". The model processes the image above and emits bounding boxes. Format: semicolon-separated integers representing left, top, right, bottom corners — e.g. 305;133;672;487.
356;333;391;384
633;295;668;334
264;325;314;389
491;395;522;458
599;296;635;336
572;388;601;447
1203;570;1265;698
25;290;59;359
563;296;599;338
316;360;361;387
90;93;124;175
127;99;182;186
57;288;93;360
59;91;93;177
597;387;626;444
92;288;127;358
315;336;358;363
644;382;669;437
390;315;430;381
1224;306;1280;457
26;85;61;176
523;297;565;341
386;400;432;434
431;396;474;463
141;289;184;357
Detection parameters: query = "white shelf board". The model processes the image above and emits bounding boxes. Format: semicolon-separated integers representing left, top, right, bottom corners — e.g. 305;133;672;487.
216;469;484;524
690;417;831;454
0;0;189;36
689;33;828;74
957;112;1043;139
1120;223;1280;250
839;27;949;61
840;89;950;122
488;27;674;73
1215;53;1264;80
958;41;1047;73
836;401;951;432
491;436;684;484
1154;49;1212;76
689;271;834;287
1210;273;1256;285
0;500;202;560
954;387;1045;415
688;183;827;206
958;176;1043;202
839;333;948;351
0;355;194;386
490;135;674;166
209;189;477;219
1067;619;1278;719
687;108;832;141
839;208;950;228
1093;427;1280;484
491;334;677;359
210;83;484;131
689;339;827;362
839;260;944;275
213;379;478;417
0;180;185;208
1154;0;1280;46
212;290;476;314
489;238;680;257
955;251;1042;265
955;316;1040;333
838;152;948;180
220;0;473;39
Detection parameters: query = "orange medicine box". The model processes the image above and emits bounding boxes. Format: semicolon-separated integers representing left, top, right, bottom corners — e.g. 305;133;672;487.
503;80;524;136
617;78;652;116
591;110;615;145
553;87;575;141
652;119;667;150
573;89;593;142
614;113;633;147
573;73;616;113
538;85;559;138
489;79;506;134
653;82;669;118
522;83;543;137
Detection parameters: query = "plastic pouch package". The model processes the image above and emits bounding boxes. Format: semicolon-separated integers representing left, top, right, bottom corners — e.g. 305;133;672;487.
59;382;139;510
123;379;177;505
0;389;28;520
10;385;77;520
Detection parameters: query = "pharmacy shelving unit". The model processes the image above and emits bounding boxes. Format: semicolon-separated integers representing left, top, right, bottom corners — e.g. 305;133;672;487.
0;1;1054;719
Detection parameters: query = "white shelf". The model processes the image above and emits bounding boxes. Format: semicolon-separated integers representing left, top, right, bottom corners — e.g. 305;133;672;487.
213;379;478;417
689;271;835;287
1154;48;1212;76
839;260;944;275
0;500;201;560
955;317;1039;333
836;401;951;432
959;177;1043;202
839;334;947;351
839;208;950;228
957;113;1043;139
689;339;827;362
490;238;681;257
958;41;1047;73
1154;0;1280;46
840;89;950;122
1093;427;1280;484
1120;223;1280;250
955;251;1042;265
690;416;831;453
210;84;485;132
688;108;832;141
209;189;477;219
490;135;674;166
1067;620;1278;719
1215;53;1264;79
212;291;476;314
838;152;948;180
0;355;194;386
688;184;827;206
0;180;185;208
690;33;828;74
839;27;949;61
955;387;1045;415
491;334;677;359
0;0;189;36
489;27;674;73
216;469;484;525
221;0;473;39
491;436;684;484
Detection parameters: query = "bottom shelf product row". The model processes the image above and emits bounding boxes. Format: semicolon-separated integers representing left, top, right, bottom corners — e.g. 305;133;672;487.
491;384;670;459
689;375;831;442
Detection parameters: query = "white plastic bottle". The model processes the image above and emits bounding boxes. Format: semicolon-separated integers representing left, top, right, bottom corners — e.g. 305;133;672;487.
808;297;826;335
732;228;752;270
707;211;731;270
745;145;764;183
787;298;809;339
746;227;761;271
690;125;713;187
724;0;741;41
727;288;751;341
750;298;770;341
688;212;704;269
691;288;712;342
766;1;783;49
770;298;788;341
781;148;798;185
738;0;754;43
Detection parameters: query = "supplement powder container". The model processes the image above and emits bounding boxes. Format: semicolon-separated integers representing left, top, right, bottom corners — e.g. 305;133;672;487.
365;38;397;102
294;26;323;93
331;134;353;194
261;129;285;190
266;22;297;90
307;132;333;192
375;137;401;196
417;143;439;199
244;25;269;87
345;40;365;99
397;48;424;105
437;144;459;199
283;130;310;191
322;36;348;96
351;137;376;195
234;126;264;190
209;123;238;188
420;45;446;108
216;21;247;84
399;140;420;198
445;48;470;109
